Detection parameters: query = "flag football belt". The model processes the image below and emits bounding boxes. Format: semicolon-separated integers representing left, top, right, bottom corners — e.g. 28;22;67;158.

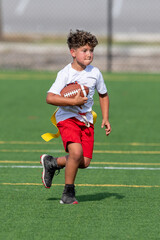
41;108;97;142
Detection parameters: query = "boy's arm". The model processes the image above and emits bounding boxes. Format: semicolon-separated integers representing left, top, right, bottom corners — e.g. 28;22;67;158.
99;92;111;136
46;90;88;107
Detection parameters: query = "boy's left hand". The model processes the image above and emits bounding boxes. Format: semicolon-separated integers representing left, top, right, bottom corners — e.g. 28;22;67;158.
101;120;111;136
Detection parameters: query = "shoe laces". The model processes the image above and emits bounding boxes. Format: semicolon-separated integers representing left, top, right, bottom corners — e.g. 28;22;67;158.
55;169;60;176
48;165;60;176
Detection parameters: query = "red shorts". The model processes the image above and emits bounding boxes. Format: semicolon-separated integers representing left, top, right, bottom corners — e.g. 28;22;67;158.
57;117;94;159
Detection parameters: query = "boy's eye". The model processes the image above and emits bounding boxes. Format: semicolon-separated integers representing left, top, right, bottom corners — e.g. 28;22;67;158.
82;49;94;53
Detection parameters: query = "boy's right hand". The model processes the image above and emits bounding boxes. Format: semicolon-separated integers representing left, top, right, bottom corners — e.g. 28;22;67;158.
74;89;88;106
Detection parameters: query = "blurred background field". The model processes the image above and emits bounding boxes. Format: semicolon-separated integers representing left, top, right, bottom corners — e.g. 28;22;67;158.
0;0;160;72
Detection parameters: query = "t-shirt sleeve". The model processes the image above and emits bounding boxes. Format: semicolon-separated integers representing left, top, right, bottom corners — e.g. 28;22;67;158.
96;71;107;94
48;71;67;95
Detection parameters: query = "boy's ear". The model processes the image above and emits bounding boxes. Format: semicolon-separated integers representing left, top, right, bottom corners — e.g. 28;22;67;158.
70;48;76;58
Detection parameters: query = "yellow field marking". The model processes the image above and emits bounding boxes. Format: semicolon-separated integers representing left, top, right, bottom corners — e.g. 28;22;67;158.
95;142;160;147
0;73;160;82
0;73;55;81
76;184;160;188
93;150;160;154
0;160;39;164
1;160;160;166
1;183;43;186
1;183;160;188
1;140;160;147
1;149;160;154
103;75;160;82
0;149;64;153
0;141;58;145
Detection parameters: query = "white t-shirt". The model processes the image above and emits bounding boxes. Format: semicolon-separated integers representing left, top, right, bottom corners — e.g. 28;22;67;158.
48;63;107;124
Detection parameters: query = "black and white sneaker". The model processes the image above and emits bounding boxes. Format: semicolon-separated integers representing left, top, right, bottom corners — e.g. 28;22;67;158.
40;154;61;188
60;184;78;204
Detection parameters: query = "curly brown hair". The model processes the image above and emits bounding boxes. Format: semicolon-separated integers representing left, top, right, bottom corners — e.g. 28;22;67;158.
67;29;98;49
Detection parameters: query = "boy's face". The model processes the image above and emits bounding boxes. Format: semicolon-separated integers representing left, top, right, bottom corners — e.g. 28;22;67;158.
70;44;94;70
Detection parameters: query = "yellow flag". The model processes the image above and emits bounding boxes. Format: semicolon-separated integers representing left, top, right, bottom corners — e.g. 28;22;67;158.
41;108;97;142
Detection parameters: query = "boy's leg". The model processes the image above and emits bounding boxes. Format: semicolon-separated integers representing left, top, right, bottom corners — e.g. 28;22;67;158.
60;142;83;204
40;153;90;189
57;155;91;170
65;142;83;184
40;118;93;203
56;155;68;167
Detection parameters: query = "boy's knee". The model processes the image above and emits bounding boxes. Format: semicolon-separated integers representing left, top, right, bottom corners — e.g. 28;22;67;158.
70;149;83;162
68;143;83;162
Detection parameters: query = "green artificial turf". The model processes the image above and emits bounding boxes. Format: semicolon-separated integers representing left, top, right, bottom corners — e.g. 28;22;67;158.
0;70;160;240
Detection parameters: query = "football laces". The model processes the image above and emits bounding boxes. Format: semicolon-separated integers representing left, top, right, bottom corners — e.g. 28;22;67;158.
64;89;79;98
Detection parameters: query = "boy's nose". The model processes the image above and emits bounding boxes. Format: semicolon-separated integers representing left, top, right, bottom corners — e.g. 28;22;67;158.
87;51;92;56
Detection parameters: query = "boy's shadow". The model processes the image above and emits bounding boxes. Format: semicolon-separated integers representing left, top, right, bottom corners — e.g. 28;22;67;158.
77;192;124;202
47;192;124;202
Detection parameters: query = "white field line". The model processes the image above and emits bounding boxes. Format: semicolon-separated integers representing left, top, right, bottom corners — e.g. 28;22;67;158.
1;160;160;166
88;166;160;171
0;165;160;171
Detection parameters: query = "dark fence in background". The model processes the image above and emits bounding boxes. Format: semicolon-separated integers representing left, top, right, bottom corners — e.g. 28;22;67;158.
0;0;160;72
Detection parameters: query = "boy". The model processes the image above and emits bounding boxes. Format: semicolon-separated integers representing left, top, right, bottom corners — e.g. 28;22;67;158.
40;29;111;204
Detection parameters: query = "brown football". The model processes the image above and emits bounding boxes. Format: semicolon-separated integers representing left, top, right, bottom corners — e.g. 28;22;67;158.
60;83;89;98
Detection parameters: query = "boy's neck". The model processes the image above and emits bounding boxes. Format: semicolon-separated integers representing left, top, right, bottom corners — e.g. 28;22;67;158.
71;61;86;72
